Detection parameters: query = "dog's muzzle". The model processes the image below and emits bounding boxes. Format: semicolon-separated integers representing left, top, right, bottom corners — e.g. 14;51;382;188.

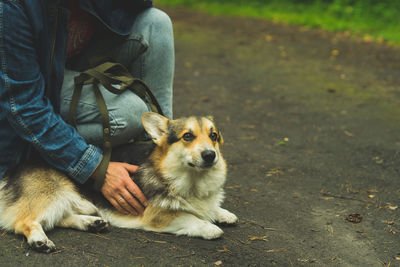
201;150;216;168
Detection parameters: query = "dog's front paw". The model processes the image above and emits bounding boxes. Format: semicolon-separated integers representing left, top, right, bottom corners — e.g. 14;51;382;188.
168;214;224;239
200;223;224;240
88;219;109;233
215;208;238;225
31;239;57;253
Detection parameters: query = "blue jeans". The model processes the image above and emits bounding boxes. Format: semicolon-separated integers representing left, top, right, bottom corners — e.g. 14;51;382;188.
60;8;174;147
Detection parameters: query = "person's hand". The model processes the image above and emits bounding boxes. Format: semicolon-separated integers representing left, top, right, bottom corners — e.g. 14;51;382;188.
99;162;148;215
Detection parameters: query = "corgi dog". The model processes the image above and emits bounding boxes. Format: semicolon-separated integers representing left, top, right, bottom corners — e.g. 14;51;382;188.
0;112;238;253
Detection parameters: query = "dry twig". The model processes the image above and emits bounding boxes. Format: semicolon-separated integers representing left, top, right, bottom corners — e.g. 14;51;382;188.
242;219;277;231
174;251;195;258
320;190;375;204
265;248;287;253
89;233;110;240
217;246;232;255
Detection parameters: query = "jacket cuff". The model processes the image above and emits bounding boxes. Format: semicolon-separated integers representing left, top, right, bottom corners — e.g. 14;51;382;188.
68;145;103;184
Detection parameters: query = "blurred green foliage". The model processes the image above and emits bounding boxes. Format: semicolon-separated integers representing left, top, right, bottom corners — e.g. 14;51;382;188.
157;0;400;44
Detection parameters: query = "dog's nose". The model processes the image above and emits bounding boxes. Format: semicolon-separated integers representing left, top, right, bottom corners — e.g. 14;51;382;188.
201;150;216;164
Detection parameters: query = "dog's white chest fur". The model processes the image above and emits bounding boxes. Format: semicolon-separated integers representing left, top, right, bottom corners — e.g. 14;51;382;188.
157;161;227;219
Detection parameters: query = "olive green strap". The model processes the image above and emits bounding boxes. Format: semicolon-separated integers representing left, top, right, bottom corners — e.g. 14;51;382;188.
69;75;112;191
92;80;112;191
86;62;164;115
68;62;163;191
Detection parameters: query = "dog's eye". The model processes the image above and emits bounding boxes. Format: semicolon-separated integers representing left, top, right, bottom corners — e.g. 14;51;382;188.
209;132;218;141
182;132;195;141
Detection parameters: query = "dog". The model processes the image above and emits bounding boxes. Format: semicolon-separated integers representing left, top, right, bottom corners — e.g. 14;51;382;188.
0;112;238;253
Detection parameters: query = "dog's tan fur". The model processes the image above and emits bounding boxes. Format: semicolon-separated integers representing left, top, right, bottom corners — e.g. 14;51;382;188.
0;112;237;253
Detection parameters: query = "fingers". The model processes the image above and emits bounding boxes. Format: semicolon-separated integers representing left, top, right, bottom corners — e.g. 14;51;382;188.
123;163;139;174
104;186;144;215
106;193;141;216
120;190;144;215
126;179;148;208
101;162;147;216
107;196;131;215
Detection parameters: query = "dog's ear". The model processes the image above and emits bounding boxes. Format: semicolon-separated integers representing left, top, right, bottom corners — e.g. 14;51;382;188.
206;115;214;122
142;112;168;145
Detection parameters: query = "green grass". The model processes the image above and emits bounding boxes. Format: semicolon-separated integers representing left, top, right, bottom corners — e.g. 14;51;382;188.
156;0;400;44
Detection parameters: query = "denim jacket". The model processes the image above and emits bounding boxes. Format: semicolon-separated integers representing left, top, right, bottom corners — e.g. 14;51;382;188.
0;0;152;183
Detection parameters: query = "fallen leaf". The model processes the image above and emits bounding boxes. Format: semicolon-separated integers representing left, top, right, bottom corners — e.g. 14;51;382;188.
217;246;232;254
344;130;353;137
241;124;256;129
368;194;375;199
376;37;384;44
363;35;374;42
248;235;268;241
373;156;384;164
385;220;394;225
264;34;275;42
266;168;284;176
346;213;363;223
153;240;168;244
331;49;339;56
395;256;400;261
342;181;360;193
226;185;242;189
366;189;379;193
293;192;302;198
327;225;334;236
214;260;223;266
250;188;258;192
386;204;398;211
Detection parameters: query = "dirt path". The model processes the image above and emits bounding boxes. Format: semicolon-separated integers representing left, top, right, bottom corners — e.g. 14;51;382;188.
1;7;400;266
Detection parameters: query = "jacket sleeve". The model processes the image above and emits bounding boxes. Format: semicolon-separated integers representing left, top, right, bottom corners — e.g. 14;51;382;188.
0;1;103;183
